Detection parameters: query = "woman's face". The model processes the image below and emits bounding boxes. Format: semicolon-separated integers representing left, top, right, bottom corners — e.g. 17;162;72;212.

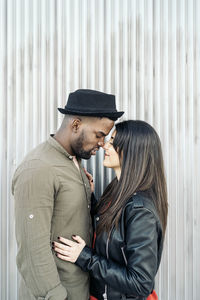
103;131;121;171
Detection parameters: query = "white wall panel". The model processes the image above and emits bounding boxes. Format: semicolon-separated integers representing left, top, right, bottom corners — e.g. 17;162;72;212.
0;0;200;299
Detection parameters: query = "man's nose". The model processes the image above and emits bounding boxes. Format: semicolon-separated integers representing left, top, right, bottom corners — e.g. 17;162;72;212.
98;140;105;147
98;137;105;147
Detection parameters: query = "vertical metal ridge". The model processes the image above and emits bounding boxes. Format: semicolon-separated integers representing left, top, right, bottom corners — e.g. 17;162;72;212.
176;1;186;299
193;1;200;299
185;1;194;299
136;0;145;120
0;0;7;298
167;0;177;299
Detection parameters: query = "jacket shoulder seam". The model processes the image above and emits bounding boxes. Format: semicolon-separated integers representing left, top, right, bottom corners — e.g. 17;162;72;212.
125;196;160;223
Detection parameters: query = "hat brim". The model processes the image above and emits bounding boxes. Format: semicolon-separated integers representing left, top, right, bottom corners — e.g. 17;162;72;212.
57;108;124;121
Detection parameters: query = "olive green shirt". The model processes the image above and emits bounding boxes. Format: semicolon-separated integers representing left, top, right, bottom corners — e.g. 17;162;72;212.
12;136;92;300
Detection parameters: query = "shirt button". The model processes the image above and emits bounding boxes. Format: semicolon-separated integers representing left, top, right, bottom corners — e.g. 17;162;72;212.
96;217;99;221
29;214;34;219
88;205;90;209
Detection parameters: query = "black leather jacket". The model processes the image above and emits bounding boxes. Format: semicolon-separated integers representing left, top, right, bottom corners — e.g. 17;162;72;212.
75;192;163;300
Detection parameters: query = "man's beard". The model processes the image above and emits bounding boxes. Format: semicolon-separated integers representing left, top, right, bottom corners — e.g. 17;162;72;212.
72;131;92;160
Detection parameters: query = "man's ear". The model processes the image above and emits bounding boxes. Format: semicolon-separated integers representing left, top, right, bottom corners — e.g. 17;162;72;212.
71;118;82;132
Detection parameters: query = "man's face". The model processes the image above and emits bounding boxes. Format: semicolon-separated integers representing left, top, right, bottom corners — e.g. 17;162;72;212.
71;117;114;159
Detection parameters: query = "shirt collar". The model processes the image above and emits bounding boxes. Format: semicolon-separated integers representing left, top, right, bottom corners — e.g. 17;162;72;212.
47;135;74;160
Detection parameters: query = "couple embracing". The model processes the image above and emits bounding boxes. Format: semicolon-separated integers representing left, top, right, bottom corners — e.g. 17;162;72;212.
12;89;168;300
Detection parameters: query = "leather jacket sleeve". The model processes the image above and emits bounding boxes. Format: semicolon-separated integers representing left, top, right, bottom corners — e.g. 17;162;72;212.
75;207;159;297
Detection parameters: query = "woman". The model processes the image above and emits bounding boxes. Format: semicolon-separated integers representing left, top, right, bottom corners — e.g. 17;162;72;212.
53;120;168;300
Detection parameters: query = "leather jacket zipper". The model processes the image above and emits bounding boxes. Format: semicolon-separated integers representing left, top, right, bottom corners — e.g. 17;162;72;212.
102;233;110;300
121;246;127;265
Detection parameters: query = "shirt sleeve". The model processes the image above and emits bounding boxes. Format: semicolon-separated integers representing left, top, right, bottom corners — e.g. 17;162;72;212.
13;160;67;300
75;208;159;297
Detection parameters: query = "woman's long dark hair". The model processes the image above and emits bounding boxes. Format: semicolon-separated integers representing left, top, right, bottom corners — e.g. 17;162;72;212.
96;120;168;236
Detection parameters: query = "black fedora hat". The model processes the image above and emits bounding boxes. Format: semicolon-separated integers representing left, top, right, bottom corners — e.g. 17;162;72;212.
58;89;124;121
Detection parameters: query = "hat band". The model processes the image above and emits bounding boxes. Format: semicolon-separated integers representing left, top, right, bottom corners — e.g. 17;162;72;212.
65;107;118;113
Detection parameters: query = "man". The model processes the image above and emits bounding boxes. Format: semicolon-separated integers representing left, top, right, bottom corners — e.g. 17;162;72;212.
12;89;124;300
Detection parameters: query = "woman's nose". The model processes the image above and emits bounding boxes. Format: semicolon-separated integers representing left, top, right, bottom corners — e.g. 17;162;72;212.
103;141;108;150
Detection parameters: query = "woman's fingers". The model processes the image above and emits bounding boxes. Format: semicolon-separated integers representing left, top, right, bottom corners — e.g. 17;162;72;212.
55;247;78;263
83;168;91;177
83;168;94;192
84;168;93;181
72;235;85;245
53;242;70;251
56;253;71;262
54;235;84;248
57;237;74;246
54;246;70;256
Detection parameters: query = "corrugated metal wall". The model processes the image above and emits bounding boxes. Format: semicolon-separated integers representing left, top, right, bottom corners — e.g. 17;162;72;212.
0;0;200;299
